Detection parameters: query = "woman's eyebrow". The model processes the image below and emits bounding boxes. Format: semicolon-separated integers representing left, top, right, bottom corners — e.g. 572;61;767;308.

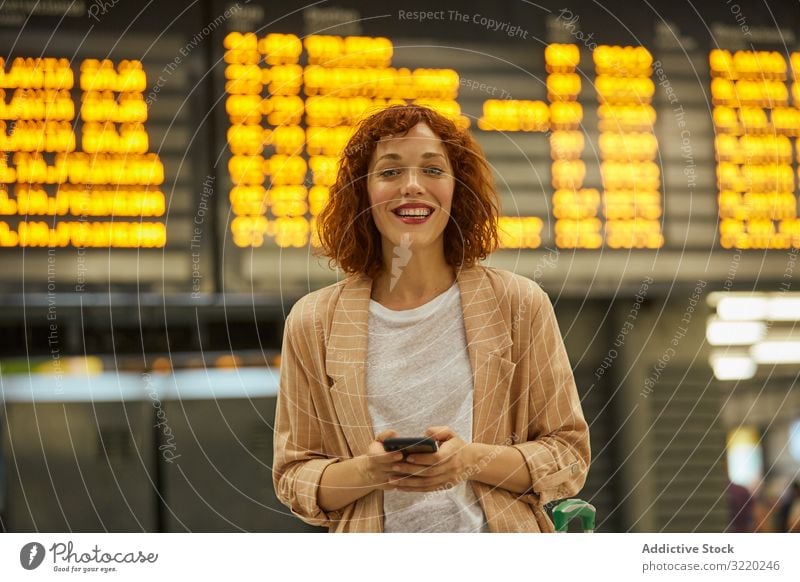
374;153;402;163
374;152;447;163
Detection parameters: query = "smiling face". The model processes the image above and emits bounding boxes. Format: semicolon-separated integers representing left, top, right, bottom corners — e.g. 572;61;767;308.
366;122;455;259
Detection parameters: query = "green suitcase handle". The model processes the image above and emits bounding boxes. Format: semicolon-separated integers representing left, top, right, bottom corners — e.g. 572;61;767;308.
552;498;596;532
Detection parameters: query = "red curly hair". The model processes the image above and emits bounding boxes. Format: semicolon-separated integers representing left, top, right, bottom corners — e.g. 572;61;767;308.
315;104;500;278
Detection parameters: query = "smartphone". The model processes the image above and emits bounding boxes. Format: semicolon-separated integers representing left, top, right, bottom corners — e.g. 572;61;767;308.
382;437;438;455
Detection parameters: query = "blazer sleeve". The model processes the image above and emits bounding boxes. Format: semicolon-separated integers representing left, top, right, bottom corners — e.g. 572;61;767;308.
272;307;343;527
512;285;591;506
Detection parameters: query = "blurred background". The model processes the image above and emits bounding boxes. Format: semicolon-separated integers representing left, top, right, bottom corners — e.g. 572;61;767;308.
1;0;800;532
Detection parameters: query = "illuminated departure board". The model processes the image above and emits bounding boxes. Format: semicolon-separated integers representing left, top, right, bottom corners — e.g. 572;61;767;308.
218;31;679;253
478;44;663;250
7;0;800;295
222;33;674;250
222;32;485;249
0;57;165;248
710;49;800;249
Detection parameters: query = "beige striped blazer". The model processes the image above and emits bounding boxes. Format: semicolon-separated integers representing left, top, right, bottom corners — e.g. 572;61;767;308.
273;264;590;532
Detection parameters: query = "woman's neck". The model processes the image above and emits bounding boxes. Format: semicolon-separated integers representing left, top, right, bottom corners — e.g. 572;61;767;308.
370;256;456;310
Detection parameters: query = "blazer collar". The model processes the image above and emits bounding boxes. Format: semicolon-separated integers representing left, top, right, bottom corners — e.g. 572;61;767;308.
325;264;512;376
325;264;514;455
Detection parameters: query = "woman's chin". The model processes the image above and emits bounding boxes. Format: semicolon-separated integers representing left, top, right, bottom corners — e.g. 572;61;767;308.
386;232;436;249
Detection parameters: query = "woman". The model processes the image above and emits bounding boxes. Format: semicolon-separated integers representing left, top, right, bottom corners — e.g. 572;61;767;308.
273;104;590;532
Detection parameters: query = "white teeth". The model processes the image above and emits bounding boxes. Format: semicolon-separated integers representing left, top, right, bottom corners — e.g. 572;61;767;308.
395;208;432;217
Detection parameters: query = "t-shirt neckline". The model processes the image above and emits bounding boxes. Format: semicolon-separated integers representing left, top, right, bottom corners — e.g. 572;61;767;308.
369;281;459;321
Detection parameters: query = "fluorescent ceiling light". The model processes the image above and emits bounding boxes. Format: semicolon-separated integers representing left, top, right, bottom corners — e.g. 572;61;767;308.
706;319;766;345
716;297;768;321
766;297;800;321
751;341;800;364
710;355;756;380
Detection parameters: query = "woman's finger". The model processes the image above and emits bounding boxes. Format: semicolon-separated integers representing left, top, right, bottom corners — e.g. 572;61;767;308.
403;452;440;466
391;463;432;477
390;476;431;489
379;451;404;463
392;461;450;477
425;425;456;441
375;429;398;442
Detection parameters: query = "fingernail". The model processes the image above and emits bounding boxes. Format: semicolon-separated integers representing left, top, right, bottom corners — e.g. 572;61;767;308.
406;456;414;463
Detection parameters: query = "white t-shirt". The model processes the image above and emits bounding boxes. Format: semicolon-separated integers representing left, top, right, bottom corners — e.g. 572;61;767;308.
366;282;488;532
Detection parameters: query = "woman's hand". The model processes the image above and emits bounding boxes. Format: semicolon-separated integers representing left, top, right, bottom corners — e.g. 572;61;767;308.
387;426;474;493
359;429;405;490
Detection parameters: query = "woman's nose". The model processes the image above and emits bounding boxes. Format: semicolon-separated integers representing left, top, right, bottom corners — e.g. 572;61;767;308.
401;168;423;195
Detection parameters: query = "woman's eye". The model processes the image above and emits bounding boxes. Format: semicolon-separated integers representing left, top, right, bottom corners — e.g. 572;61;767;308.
376;167;444;178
